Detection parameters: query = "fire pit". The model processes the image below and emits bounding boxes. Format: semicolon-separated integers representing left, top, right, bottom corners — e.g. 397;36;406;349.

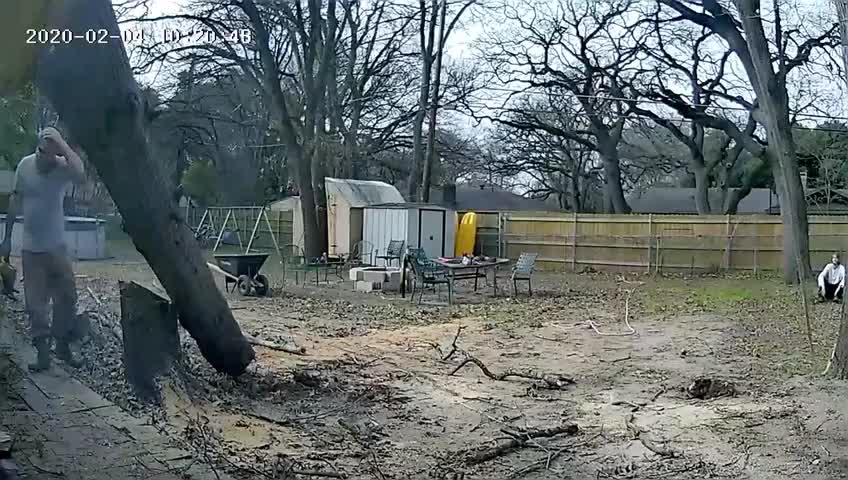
350;267;403;292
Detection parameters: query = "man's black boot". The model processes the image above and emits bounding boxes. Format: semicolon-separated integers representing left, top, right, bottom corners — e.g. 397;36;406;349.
28;337;51;372
55;340;82;368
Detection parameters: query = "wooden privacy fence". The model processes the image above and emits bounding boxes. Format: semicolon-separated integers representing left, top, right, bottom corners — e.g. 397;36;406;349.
467;212;848;273
186;205;293;251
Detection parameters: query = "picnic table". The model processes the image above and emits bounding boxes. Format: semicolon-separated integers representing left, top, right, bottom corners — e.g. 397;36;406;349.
433;257;511;297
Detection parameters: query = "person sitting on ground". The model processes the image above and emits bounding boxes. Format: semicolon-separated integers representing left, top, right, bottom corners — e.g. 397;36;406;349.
818;253;845;303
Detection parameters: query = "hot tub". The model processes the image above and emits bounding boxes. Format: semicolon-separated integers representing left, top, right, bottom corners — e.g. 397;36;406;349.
0;215;108;260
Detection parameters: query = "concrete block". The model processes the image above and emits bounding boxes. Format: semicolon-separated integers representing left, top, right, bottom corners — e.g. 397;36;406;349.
360;270;388;283
355;281;379;293
349;267;367;281
383;271;402;291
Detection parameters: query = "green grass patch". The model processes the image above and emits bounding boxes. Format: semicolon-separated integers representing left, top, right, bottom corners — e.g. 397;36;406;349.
640;277;782;313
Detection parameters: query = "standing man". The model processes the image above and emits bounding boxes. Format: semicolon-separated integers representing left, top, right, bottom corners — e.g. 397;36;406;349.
0;127;85;371
818;253;846;303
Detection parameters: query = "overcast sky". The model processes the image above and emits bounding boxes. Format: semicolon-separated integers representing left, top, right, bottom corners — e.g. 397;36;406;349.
132;0;479;87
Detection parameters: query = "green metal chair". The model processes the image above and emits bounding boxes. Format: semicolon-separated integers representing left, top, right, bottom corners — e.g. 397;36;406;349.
350;240;375;267
280;244;307;284
407;248;453;305
512;252;539;296
377;240;405;267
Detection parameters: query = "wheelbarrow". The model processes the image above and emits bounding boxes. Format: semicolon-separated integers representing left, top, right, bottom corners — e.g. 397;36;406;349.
208;253;270;296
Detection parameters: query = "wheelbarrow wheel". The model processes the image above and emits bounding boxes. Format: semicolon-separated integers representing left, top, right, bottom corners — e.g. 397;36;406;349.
254;274;269;296
237;275;252;296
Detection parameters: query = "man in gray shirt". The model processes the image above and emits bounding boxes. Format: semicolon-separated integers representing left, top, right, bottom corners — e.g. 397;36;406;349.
0;127;85;371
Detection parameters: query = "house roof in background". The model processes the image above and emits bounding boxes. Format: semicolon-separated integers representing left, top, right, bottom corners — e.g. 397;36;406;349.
325;177;404;207
431;185;557;212
628;187;779;214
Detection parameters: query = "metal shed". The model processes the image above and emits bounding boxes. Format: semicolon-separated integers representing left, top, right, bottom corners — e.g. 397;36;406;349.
363;203;457;260
0;215;107;260
326;178;404;256
269;196;304;250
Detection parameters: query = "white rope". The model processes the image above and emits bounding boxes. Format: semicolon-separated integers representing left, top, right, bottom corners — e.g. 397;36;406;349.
588;290;636;336
822;302;843;376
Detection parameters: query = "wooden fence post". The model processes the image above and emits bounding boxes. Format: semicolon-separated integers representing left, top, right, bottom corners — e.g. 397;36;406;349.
725;214;731;271
571;212;578;272
655;235;662;275
753;220;759;276
647;214;653;273
498;213;505;258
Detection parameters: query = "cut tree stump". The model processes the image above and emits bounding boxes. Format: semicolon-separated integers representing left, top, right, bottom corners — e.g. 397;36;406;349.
120;281;181;397
30;0;254;375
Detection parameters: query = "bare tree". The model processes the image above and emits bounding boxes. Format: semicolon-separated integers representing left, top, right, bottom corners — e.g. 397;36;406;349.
489;94;602;212
420;0;478;201
658;0;838;281
632;22;758;214
481;0;647;213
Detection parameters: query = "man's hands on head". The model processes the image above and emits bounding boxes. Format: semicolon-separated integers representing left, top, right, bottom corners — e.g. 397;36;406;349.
40;127;69;158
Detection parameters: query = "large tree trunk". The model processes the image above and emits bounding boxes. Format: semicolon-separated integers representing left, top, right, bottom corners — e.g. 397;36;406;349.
240;0;325;258
421;0;449;203
569;171;582;213
346;108;363;179
408;0;438;200
599;149;631;214
733;0;811;283
692;164;711;214
311;137;329;255
771;148;812;282
723;156;768;214
35;0;254;375
295;148;322;258
830;302;848;378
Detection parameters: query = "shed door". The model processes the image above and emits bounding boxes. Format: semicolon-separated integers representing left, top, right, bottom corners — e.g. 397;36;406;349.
418;209;446;258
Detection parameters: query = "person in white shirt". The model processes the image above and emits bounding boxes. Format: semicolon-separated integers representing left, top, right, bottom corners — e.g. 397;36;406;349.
818;253;845;302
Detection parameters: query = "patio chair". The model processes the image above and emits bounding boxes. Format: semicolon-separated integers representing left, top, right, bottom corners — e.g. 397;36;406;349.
377;240;405;267
280;244;307;284
350;240;375;267
512;252;539;296
407;248;453;305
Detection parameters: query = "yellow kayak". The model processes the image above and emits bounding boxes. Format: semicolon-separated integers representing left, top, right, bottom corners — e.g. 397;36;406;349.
454;212;478;257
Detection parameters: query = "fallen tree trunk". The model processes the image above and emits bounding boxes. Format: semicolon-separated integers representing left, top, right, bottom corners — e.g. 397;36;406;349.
25;0;254;375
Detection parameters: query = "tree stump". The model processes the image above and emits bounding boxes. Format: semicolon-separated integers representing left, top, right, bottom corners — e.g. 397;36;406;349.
119;281;180;398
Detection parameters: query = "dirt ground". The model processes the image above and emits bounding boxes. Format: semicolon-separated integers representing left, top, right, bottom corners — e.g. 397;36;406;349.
19;241;848;479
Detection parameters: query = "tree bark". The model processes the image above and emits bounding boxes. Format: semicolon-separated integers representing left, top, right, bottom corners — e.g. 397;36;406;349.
771;150;812;281
408;0;438;200
240;0;324;258
734;0;811;282
35;0;254;375
693;164;711;214
119;281;180;397
599;148;631;214
830;302;848;378
723;156;768;214
421;0;449;203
